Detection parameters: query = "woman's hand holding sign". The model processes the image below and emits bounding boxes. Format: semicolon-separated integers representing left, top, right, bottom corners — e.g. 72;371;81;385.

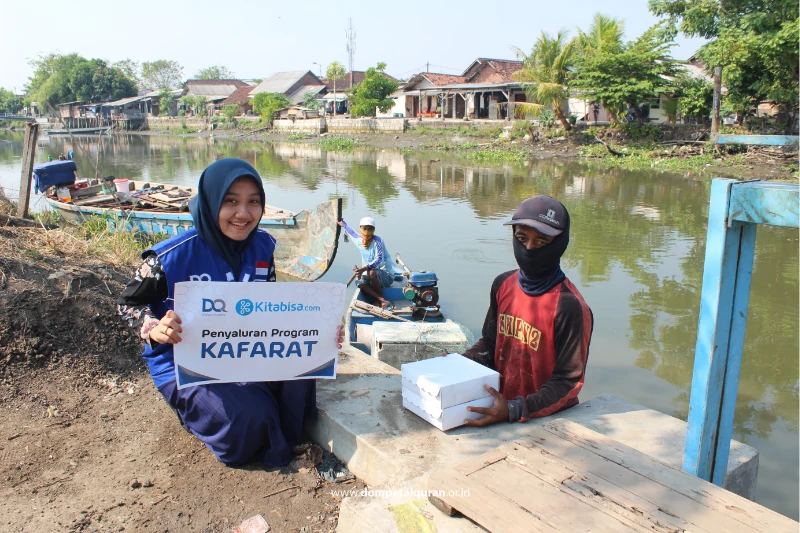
336;324;344;349
150;310;183;345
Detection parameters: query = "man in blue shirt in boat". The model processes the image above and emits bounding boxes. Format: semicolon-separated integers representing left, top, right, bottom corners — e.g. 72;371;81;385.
338;216;396;310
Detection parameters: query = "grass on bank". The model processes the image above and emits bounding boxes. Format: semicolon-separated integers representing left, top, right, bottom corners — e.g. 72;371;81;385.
1;189;158;268
578;142;750;173
317;137;359;151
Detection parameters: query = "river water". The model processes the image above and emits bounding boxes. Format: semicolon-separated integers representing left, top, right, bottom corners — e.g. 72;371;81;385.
1;132;797;519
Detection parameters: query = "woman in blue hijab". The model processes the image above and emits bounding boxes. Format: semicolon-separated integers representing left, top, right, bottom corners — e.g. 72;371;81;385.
118;159;340;466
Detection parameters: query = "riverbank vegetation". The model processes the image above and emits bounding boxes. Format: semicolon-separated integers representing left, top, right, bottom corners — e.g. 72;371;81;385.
0;188;155;268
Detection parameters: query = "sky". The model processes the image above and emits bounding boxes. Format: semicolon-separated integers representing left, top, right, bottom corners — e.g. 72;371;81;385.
0;0;707;93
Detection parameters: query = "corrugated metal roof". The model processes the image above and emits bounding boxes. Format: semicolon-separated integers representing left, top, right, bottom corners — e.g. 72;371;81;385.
287;85;326;104
101;95;145;107
250;71;309;95
185;83;242;97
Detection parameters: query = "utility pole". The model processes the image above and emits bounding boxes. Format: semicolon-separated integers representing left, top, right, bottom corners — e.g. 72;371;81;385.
427;63;429;73
346;18;356;89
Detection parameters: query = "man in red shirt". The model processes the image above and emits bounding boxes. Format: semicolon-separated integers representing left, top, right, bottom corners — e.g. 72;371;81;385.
462;196;593;426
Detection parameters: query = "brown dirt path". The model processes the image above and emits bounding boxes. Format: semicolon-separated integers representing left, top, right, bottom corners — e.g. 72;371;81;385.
0;224;362;533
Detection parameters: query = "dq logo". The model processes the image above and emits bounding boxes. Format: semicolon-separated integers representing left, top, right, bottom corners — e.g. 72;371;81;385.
190;273;212;282
236;299;254;316
202;298;227;313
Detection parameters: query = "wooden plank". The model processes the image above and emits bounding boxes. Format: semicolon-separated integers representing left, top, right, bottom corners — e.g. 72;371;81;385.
500;441;703;533
428;469;550;533
71;184;104;198
714;134;799;147
471;460;645;532
16;122;39;218
539;420;797;532
712;221;756;486
684;178;742;482
728;181;799;228
453;448;508;476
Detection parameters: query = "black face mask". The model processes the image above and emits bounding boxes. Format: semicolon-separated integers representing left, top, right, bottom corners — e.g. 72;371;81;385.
512;212;570;296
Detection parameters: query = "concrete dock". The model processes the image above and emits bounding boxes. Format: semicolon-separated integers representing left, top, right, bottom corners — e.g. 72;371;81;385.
308;347;759;532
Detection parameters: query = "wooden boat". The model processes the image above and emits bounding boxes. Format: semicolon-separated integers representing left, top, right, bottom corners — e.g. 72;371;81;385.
46;127;111;135
43;179;342;281
343;255;474;369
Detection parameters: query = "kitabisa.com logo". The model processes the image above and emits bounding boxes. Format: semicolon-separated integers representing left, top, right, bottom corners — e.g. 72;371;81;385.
234;299;321;316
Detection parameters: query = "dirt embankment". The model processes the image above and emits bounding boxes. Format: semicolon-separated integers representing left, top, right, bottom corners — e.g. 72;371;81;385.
0;222;361;533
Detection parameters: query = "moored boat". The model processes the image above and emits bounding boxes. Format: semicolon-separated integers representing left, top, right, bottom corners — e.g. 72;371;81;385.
39;170;342;281
46;127;112;135
344;255;474;369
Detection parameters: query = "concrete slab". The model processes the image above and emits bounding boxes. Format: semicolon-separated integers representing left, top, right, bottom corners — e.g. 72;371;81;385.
311;348;758;500
337;496;486;533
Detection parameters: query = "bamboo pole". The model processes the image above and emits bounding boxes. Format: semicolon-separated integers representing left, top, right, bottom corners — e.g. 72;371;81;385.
16;122;39;218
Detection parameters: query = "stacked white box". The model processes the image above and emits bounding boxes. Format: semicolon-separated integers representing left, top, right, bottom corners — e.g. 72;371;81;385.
400;354;501;431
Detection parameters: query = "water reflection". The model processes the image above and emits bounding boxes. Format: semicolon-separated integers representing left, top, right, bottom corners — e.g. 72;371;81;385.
0;131;797;518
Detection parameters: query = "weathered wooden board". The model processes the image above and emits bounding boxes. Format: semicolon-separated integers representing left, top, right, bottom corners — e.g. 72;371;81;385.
428;419;798;533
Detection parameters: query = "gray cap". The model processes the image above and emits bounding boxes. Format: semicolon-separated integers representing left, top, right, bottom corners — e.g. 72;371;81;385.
503;196;566;236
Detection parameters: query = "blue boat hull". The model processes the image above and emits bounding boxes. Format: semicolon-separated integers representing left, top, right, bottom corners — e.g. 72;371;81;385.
45;196;342;281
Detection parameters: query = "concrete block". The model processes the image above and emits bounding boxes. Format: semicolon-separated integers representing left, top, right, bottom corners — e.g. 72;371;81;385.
370;320;473;369
338;495;484;533
310;348;758;499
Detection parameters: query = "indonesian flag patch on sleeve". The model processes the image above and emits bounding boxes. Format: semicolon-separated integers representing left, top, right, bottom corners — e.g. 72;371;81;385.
255;261;270;277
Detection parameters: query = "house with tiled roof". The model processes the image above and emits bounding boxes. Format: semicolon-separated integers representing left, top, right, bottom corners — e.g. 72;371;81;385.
401;58;526;119
221;86;255;115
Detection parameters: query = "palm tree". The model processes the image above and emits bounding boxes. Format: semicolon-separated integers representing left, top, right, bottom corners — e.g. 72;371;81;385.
513;31;576;131
576;13;625;56
574;14;625;123
325;62;346;117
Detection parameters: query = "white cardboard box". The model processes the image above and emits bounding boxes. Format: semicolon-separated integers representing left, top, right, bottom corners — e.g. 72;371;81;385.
402;388;496;431
400;354;500;409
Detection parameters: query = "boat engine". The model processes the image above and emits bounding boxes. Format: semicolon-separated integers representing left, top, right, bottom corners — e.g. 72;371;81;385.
403;271;440;315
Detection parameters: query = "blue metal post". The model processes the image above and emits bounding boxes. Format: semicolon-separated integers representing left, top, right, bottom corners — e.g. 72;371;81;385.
685;179;799;485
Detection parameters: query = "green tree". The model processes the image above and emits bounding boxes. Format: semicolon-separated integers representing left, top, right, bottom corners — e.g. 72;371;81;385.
113;59;140;88
325;61;346;116
302;91;320;109
159;88;175;116
348;62;399;117
513;31;576;130
571;25;678;124
24;54;136;108
0;88;23;114
194;65;235;80
24;53;83;107
252;92;291;124
141;60;183;90
675;73;713;124
179;95;195;115
68;59;136;102
221;103;239;121
649;0;799;130
194;95;208;117
576;13;625;56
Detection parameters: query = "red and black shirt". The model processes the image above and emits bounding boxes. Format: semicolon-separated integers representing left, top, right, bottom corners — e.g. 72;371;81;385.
463;270;593;422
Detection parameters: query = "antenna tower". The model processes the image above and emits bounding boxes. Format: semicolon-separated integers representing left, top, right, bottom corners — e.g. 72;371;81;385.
346;18;356;87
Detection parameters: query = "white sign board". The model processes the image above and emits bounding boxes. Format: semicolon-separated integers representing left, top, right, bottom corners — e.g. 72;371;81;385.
172;281;346;389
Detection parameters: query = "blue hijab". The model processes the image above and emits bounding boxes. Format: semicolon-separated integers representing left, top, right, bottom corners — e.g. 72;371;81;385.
189;158;265;277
